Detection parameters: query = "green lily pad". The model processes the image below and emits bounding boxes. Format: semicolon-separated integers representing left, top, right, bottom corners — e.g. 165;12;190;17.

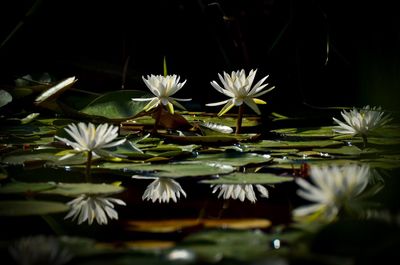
246;140;343;149
313;146;379;156
98;162;234;178
1;148;87;166
182;112;261;127
0;200;69;216
80;90;150;120
0;89;12;108
188;152;273;167
0;181;56;194
42;182;125;196
272;126;336;138
201;172;293;184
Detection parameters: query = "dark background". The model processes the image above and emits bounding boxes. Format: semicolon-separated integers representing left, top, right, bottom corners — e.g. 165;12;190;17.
1;0;399;115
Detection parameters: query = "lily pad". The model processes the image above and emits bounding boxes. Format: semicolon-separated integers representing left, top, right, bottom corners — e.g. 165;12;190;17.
1;148;87;166
313;146;380;156
80;90;150;120
0;200;69;216
188;152;273;167
272;126;336;138
246;140;343;149
42;182;125;197
201;172;293;184
182;112;261;127
98;162;234;178
0;89;12;108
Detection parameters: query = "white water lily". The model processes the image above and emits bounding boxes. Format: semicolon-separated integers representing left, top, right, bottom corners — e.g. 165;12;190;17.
132;74;191;114
140;177;187;203
9;235;73;265
333;105;392;137
64;194;126;225
55;122;126;160
211;184;269;203
206;69;275;116
293;164;370;222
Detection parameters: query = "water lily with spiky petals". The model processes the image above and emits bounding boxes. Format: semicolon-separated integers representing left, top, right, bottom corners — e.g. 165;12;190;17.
211;184;269;203
293;164;370;223
55;122;126;160
333;105;392;146
64;194;126;225
138;177;187;203
132;74;191;114
206;69;274;116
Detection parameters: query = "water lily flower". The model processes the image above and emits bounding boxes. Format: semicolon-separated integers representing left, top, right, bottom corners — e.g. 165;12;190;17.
55;122;126;160
206;69;275;116
293;164;370;223
9;235;73;265
333;105;392;147
211;184;269;203
138;177;187;203
132;74;191;114
64;194;126;225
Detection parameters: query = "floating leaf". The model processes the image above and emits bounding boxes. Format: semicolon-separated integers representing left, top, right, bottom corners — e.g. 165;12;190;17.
272;126;336;138
34;76;77;105
199;121;233;134
201;172;293;184
0;89;12;108
183;112;260;127
188;153;273;167
313;146;379;156
42;182;125;197
80;90;150;120
0;200;69;216
1;148;87;166
246;140;343;149
98;162;234;178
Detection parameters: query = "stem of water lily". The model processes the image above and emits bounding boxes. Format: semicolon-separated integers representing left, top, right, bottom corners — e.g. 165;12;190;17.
362;135;368;149
153;105;163;134
235;104;244;134
85;151;92;182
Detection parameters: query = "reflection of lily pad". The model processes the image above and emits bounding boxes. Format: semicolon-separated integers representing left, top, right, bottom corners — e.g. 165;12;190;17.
201;172;293;184
0;200;69;216
98;162;234;178
180;229;270;263
125;218;271;233
42;182;125;196
0;182;56;194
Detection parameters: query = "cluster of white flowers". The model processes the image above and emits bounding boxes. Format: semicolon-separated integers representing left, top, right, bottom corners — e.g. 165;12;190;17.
132;69;274;117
